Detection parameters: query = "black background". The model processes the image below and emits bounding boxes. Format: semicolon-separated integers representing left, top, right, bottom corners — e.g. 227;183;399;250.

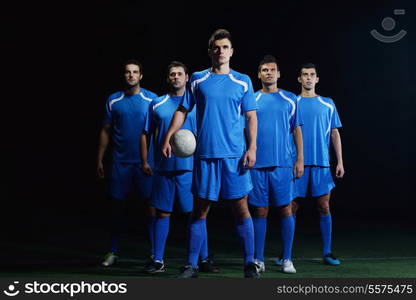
6;0;416;235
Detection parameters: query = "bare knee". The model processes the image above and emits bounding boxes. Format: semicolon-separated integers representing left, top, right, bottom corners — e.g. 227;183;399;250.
279;203;292;218
317;194;331;215
192;197;211;219
291;200;299;214
252;206;268;218
232;196;251;221
156;210;171;218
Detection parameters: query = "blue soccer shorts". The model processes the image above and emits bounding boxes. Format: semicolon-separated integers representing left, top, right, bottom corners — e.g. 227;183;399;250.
109;160;153;200
150;170;193;213
192;157;253;201
248;167;295;207
295;166;335;198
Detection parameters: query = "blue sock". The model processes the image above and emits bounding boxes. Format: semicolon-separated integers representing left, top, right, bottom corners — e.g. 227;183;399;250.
154;216;170;262
236;217;255;265
252;217;267;262
320;214;332;255
188;219;206;268
146;216;156;257
199;221;209;261
281;215;295;260
292;212;296;222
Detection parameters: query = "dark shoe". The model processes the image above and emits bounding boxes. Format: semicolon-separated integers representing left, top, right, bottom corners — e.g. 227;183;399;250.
143;260;165;274
199;258;220;273
244;262;261;278
177;264;198;278
143;256;154;269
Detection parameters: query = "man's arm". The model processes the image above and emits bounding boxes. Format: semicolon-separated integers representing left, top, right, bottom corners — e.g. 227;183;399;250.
293;126;304;178
140;133;153;176
331;128;345;178
97;124;111;178
161;106;188;158
243;110;257;168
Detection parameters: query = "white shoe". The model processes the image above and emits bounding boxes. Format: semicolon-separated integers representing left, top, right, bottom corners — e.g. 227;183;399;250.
254;259;265;273
102;253;118;267
282;259;296;274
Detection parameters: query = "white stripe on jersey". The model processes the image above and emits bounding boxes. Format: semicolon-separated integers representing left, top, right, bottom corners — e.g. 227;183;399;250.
255;93;263;102
191;72;211;95
317;96;334;135
153;95;170;111
109;93;125;111
140;92;153;102
279;91;296;119
228;73;248;92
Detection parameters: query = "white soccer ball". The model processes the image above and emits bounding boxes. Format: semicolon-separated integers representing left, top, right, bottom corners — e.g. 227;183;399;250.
170;129;196;157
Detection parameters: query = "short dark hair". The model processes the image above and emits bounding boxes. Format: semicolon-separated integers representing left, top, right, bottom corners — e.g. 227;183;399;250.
208;29;232;49
123;59;143;73
167;61;188;75
299;63;317;76
258;55;279;72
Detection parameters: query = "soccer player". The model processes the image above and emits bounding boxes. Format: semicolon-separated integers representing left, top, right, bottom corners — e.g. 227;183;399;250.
161;29;259;278
97;59;158;266
249;55;304;274
141;61;219;274
292;63;345;265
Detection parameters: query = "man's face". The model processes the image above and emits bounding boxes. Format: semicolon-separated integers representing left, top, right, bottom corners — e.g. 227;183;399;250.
298;68;319;90
124;64;142;87
167;66;188;90
258;62;280;86
208;38;233;66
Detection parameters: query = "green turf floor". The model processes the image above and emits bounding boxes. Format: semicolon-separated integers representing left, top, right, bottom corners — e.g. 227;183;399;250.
3;214;416;278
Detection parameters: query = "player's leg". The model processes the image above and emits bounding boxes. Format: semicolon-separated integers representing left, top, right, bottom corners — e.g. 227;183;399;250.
143;209;169;274
274;167;309;266
102;161;133;266
221;157;258;278
231;196;260;278
311;167;339;265
144;172;176;273
178;196;212;278
279;203;296;273
251;206;268;272
144;205;156;259
135;164;156;259
175;170;219;273
177;159;219;278
248;168;269;272
270;167;296;273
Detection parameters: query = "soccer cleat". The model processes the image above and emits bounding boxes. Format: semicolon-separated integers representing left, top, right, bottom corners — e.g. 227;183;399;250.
102;252;118;267
323;253;341;265
244;262;261;278
177;264;198;278
254;259;265;273
143;260;166;274
143;255;155;269
274;253;284;266
282;259;296;274
199;258;220;273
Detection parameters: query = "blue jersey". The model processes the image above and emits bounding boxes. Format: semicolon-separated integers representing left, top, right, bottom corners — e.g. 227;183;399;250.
145;94;196;172
181;69;257;158
254;89;303;168
296;95;342;166
103;88;158;163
